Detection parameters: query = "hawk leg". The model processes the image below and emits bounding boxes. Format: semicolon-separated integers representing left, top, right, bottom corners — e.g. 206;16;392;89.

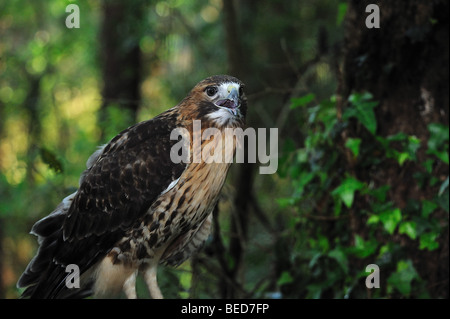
144;264;163;299
123;271;137;299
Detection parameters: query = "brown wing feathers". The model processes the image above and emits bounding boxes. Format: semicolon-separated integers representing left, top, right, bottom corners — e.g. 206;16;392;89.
18;111;186;298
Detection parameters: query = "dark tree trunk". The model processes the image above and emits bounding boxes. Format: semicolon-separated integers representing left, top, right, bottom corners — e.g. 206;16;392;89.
342;0;449;297
223;0;244;79
218;0;307;298
99;0;146;132
219;0;254;298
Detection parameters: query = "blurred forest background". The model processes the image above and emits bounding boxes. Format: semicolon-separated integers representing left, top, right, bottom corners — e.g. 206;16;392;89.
0;0;448;299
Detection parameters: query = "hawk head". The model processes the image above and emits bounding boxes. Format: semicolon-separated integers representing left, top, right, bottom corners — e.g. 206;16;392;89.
180;75;247;128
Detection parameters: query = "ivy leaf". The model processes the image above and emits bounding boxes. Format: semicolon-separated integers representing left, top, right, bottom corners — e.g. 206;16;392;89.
427;123;449;164
345;93;379;135
367;215;379;225
419;232;439;251
277;271;294;286
290;93;316;109
332;177;365;208
387;260;419;296
353;234;378;258
379;208;402;234
421;200;438;218
354;104;378;134
398;221;417;240
345;138;362;157
397;152;410;166
406;136;421;159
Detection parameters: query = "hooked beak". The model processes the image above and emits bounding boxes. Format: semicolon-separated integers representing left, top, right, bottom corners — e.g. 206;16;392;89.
215;87;240;116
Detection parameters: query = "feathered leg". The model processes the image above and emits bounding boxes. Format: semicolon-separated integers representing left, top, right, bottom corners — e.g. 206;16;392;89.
144;264;163;299
123;271;137;299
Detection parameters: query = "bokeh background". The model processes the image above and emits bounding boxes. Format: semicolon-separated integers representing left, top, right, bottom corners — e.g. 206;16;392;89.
0;0;448;298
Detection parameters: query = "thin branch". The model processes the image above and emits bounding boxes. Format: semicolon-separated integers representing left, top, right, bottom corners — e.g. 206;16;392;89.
302;213;349;221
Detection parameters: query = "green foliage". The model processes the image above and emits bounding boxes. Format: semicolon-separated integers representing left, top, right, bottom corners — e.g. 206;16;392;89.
387;260;420;297
427;123;449;164
332;176;365;209
343;93;378;135
278;92;449;298
345;138;361;157
290;93;316;110
336;3;348;26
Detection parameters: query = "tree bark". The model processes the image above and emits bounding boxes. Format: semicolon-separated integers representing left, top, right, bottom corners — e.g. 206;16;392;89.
221;0;252;298
99;0;145;132
342;0;449;297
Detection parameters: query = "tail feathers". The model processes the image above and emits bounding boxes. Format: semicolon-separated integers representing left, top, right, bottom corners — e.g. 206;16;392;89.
20;262;93;299
17;218;63;291
19;263;66;298
17;192;92;298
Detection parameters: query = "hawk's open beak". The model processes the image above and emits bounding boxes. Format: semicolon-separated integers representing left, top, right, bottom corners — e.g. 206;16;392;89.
227;87;239;107
216;87;240;116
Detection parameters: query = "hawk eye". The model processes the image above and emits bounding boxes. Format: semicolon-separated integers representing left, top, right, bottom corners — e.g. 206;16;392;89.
205;86;218;97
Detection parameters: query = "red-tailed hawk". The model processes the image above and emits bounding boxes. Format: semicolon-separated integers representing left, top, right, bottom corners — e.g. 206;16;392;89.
17;75;247;298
